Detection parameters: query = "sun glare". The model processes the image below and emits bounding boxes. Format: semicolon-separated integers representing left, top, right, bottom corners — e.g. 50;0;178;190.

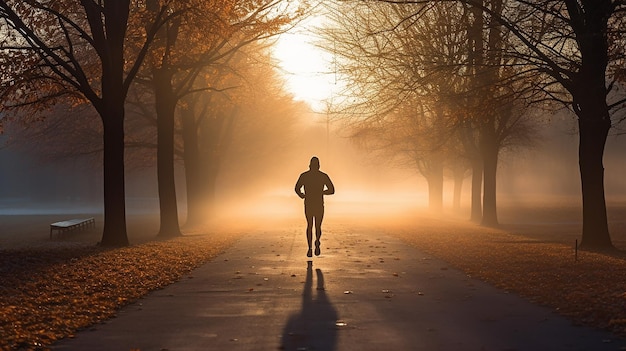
273;27;337;111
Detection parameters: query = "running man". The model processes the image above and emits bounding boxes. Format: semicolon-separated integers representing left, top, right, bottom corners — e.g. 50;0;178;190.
295;156;335;257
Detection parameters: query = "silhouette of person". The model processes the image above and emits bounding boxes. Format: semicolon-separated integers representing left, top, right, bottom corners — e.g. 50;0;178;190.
295;156;335;257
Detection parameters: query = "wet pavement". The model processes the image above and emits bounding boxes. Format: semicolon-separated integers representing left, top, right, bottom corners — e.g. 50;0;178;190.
52;219;626;351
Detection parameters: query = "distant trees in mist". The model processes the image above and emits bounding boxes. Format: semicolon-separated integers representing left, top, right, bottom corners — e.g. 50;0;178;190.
0;1;306;246
1;0;625;252
320;0;626;249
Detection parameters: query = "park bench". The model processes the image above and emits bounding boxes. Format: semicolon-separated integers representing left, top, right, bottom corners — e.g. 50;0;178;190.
49;217;95;238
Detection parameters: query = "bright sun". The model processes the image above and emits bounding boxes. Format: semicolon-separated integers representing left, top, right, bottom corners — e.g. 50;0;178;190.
273;25;337;111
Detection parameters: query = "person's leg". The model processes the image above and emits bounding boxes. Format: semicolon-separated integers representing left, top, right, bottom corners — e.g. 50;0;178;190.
314;207;324;256
305;208;314;257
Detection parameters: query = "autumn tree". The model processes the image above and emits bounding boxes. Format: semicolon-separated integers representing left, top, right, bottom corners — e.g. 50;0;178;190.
0;1;173;246
135;0;301;236
127;45;304;225
178;67;239;225
182;48;306;223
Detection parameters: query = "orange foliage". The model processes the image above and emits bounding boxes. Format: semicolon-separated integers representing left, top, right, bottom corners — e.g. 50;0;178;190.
0;233;239;350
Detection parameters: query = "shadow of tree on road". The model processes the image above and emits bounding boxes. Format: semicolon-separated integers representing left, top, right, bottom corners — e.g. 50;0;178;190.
281;261;338;350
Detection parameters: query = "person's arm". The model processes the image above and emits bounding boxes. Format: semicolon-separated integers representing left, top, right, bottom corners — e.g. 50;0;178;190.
295;175;305;199
323;175;335;195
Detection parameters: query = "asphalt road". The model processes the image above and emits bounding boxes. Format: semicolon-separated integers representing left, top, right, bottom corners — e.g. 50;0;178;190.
51;220;626;351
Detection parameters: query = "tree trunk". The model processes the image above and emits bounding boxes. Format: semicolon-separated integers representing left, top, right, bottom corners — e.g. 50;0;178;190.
452;164;464;212
577;104;612;249
99;105;129;247
567;0;613;249
480;125;499;227
426;162;444;212
154;68;182;238
98;2;130;247
470;156;482;222
204;160;219;217
199;107;238;217
181;104;205;227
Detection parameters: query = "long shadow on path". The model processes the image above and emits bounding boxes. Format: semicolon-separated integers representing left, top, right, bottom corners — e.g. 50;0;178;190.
281;261;338;351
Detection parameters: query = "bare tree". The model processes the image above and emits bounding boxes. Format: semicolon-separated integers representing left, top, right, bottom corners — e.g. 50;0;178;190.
455;0;626;248
319;2;456;211
370;0;626;248
321;1;537;220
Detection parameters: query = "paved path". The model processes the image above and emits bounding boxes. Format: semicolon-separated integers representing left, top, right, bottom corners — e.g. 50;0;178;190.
52;220;625;351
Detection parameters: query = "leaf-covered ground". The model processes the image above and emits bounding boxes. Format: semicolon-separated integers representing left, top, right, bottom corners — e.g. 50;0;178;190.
0;232;240;351
2;209;626;350
387;215;626;338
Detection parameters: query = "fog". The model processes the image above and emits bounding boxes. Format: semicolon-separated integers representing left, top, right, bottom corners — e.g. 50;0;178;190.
214;110;626;224
207;110;428;223
497;115;626;204
1;108;625;229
